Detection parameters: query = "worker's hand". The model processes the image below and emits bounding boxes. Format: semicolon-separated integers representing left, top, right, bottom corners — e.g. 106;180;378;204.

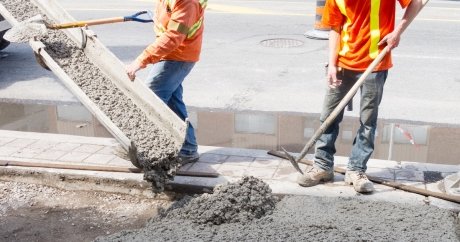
378;31;401;50
126;61;143;82
327;65;342;89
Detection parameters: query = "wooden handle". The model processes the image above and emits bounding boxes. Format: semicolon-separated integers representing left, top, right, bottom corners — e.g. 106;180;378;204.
294;46;390;162
48;17;125;29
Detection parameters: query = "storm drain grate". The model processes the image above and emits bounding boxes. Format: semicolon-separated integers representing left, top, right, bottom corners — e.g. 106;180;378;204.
259;38;304;48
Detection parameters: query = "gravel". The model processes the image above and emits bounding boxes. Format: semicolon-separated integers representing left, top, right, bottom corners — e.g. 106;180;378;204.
0;180;170;241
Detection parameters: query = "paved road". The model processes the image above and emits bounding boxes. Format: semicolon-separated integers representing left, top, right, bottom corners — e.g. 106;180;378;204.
0;0;459;123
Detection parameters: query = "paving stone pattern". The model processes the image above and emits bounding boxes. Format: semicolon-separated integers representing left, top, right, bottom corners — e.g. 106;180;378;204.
1;130;459;199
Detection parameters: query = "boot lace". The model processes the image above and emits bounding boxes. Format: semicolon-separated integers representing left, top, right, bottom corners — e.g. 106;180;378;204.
356;171;368;180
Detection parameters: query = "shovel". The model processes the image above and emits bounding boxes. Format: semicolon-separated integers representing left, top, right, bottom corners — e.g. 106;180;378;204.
281;0;430;175
4;11;153;43
281;46;390;175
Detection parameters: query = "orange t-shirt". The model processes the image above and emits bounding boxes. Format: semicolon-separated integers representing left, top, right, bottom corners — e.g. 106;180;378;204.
136;0;205;68
322;0;412;71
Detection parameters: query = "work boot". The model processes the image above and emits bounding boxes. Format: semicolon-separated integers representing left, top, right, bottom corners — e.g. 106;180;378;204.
297;166;334;187
178;152;200;165
345;170;374;193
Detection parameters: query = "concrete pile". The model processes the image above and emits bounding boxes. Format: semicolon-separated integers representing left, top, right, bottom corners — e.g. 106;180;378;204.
96;176;459;241
164;176;278;225
1;0;180;191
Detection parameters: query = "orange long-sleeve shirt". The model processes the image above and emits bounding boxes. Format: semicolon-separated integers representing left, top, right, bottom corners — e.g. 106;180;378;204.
136;0;205;68
322;0;412;71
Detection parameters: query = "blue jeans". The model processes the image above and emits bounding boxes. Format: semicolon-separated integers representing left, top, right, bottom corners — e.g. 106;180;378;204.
314;68;388;172
145;60;198;155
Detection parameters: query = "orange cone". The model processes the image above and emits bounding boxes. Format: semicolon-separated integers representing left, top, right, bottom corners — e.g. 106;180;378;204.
304;0;330;40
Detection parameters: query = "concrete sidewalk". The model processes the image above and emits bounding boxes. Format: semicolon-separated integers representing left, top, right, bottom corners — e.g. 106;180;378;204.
0;130;459;211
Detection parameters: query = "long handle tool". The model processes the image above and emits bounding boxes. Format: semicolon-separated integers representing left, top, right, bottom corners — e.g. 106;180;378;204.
280;0;429;175
269;150;460;204
46;11;153;29
4;11;153;43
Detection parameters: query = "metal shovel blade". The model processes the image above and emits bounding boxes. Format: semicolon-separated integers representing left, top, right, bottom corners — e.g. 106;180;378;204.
4;15;47;43
281;147;304;175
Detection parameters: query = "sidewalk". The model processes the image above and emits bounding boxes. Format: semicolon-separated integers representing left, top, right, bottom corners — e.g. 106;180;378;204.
0;130;459;210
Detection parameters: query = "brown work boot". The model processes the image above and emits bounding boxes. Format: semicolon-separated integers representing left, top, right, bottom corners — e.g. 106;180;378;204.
345;170;374;193
297;166;334;187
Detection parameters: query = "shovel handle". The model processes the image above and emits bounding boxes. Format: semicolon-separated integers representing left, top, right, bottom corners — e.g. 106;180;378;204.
294;46;390;162
47;11;153;29
48;17;125;29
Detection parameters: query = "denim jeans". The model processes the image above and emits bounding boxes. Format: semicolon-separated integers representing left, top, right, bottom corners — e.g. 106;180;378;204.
145;60;198;155
314;68;388;172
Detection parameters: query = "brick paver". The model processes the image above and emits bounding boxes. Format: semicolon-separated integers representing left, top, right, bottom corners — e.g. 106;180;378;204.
84;153;118;165
217;164;248;177
50;143;81;152
0;146;22;156
73;144;104;153
58;152;92;163
188;162;221;173
34;150;67;160
251;157;281;168
223;155;254;167
6;138;38;148
199;153;228;164
11;147;45;159
244;166;277;179
0;137;15;146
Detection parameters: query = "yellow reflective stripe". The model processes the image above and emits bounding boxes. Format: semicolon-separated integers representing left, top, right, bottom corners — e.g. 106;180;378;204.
168;20;190;35
157;0;206;39
187;17;203;38
166;0;176;9
369;0;381;59
188;0;207;38
335;0;351;56
155;23;166;33
199;0;208;9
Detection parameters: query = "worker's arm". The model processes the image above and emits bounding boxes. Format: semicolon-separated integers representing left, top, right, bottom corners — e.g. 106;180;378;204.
378;0;424;50
126;0;199;81
327;27;342;89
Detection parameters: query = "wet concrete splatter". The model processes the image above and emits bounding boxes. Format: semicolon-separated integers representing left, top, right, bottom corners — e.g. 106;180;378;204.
97;177;460;241
1;0;179;191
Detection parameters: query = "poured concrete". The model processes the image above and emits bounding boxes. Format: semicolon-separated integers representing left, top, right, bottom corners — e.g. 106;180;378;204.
2;0;181;191
96;177;460;242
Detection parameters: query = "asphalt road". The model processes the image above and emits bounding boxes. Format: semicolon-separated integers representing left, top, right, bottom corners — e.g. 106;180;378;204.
0;0;459;124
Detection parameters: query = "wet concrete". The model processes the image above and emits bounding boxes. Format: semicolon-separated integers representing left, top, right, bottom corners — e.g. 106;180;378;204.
97;177;460;241
1;0;180;191
164;176;278;225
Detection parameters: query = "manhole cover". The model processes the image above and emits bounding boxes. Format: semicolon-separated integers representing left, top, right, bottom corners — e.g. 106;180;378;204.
259;38;304;48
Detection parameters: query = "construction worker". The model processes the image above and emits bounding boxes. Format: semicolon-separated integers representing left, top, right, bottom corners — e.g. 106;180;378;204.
297;0;424;193
126;0;207;164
